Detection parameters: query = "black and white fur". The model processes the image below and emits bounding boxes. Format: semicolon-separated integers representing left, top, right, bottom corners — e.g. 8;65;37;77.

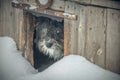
35;17;64;60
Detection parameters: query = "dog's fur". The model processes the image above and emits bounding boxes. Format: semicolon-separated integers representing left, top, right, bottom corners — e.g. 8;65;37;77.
35;17;64;60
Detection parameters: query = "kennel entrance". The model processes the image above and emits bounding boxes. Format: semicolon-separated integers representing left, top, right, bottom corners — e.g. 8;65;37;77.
12;0;77;70
22;11;64;70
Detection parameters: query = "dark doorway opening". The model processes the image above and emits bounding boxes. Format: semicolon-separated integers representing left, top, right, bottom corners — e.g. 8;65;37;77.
32;15;64;72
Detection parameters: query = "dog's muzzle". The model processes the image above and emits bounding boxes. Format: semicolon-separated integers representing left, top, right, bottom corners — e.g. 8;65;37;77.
45;38;54;48
37;37;63;60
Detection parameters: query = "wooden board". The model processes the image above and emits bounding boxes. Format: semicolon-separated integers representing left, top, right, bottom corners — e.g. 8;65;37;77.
0;0;19;45
51;0;65;11
24;13;35;66
64;1;80;55
18;0;65;11
69;0;120;10
77;5;86;56
106;9;120;74
67;2;76;54
64;1;72;56
71;0;91;4
85;6;106;68
91;0;120;10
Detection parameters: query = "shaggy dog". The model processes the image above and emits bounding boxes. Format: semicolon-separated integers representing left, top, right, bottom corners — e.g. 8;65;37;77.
35;17;64;60
34;17;64;71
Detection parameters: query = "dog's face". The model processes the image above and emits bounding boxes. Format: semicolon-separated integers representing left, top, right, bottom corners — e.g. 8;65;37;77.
35;17;64;60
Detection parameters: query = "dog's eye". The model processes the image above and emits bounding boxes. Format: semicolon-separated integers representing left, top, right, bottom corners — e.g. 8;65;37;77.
56;30;60;34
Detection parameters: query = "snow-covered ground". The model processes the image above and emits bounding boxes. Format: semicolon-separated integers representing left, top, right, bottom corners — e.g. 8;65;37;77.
0;37;37;80
0;37;120;80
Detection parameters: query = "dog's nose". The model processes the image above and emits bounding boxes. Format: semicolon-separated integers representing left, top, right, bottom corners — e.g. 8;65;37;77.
46;42;53;48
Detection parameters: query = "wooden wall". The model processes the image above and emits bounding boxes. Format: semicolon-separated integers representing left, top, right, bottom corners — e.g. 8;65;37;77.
0;0;120;74
64;1;120;74
0;0;20;45
0;0;34;65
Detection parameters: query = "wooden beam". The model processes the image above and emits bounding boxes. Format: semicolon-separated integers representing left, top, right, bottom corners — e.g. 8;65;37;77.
67;0;120;10
36;9;77;20
12;1;77;20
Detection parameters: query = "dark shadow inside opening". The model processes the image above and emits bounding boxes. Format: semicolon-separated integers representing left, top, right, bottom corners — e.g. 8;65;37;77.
33;16;64;72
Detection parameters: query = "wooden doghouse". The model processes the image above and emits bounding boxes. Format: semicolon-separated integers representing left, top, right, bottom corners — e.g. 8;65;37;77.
0;0;120;74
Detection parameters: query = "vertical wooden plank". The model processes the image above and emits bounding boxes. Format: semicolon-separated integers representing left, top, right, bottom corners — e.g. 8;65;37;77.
51;0;65;11
64;1;72;55
106;9;120;74
0;0;4;35
77;5;87;56
64;1;77;55
0;0;34;66
85;6;106;68
69;2;76;54
25;13;34;65
73;3;80;54
0;0;20;44
18;10;26;51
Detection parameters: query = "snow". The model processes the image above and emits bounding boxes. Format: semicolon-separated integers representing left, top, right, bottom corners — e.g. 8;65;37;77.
12;0;19;4
0;36;120;80
29;5;37;10
0;37;37;80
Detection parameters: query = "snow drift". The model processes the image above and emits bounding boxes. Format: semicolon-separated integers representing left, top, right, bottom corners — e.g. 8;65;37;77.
0;36;120;80
0;37;37;80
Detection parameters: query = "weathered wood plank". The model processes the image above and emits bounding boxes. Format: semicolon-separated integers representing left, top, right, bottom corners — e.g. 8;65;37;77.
91;0;120;10
18;10;26;51
0;0;19;44
106;9;120;74
71;3;80;54
51;0;65;11
77;5;86;56
64;1;74;55
71;0;91;4
69;0;120;10
0;0;4;35
18;0;65;11
67;2;76;54
85;6;106;68
64;1;72;56
25;13;34;66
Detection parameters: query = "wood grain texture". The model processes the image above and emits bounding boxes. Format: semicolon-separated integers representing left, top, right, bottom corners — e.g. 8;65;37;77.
69;0;120;10
64;1;72;56
106;9;120;74
0;0;19;46
25;13;34;66
77;5;87;56
85;6;106;68
64;1;79;55
91;0;120;9
51;0;65;11
67;2;75;54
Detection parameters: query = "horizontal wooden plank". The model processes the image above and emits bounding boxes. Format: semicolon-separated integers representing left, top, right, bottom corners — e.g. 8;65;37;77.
12;1;77;20
68;0;120;10
91;0;120;10
18;0;65;11
36;9;77;20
